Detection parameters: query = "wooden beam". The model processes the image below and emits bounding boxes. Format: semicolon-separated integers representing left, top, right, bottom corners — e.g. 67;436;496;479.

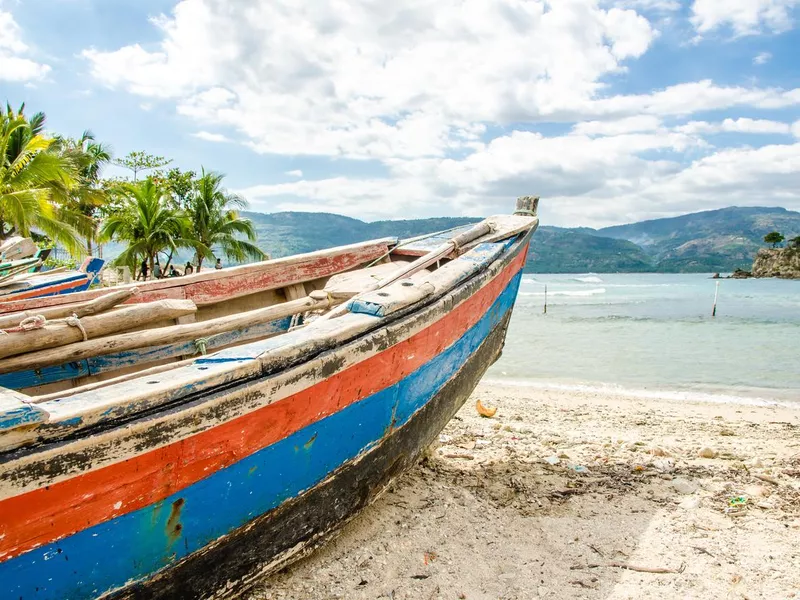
0;287;139;331
0;300;197;360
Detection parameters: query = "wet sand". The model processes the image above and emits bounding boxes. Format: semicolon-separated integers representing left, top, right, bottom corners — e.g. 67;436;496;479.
249;382;800;600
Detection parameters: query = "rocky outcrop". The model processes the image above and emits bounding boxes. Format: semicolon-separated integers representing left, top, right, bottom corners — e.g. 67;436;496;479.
752;247;800;279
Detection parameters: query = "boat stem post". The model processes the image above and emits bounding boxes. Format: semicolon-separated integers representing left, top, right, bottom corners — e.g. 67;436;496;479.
543;284;547;314
515;196;540;217
712;280;719;317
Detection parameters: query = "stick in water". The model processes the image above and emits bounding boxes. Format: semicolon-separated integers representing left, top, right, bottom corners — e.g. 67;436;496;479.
544;284;547;315
712;280;719;317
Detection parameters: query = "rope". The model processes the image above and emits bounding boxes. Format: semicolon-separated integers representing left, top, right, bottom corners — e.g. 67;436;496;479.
1;314;47;334
65;314;88;341
195;337;209;355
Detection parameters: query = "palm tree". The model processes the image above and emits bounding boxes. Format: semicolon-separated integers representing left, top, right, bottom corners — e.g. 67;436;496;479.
99;179;196;276
55;131;113;255
0;104;84;255
187;169;265;270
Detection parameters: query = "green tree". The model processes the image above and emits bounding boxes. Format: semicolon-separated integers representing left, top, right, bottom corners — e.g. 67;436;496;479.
186;169;265;270
764;231;785;248
0;103;84;254
99;178;196;276
54;130;113;255
789;236;800;249
114;151;171;181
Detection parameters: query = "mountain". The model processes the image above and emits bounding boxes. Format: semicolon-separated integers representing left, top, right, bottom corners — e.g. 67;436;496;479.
527;227;653;273
241;212;482;257
596;206;800;273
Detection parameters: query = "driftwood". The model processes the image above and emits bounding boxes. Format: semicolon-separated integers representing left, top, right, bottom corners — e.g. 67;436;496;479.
0;287;139;331
0;292;337;374
0;299;196;360
587;562;686;574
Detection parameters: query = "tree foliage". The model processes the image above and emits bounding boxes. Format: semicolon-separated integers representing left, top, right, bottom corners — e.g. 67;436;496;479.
185;168;265;270
113;151;171;181
764;231;785;248
0;103;85;255
99;179;198;274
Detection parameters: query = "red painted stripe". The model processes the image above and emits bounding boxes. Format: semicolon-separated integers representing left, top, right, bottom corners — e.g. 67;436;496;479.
0;244;389;314
0;277;88;303
0;247;527;561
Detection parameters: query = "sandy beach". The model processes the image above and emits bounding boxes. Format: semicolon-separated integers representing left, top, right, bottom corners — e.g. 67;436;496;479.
249;382;800;600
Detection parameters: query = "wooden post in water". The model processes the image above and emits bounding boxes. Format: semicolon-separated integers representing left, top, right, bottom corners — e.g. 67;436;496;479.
543;284;548;314
712;280;719;317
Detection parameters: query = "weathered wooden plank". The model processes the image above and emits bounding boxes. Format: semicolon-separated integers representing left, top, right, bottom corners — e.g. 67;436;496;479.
0;389;49;432
0;361;91;391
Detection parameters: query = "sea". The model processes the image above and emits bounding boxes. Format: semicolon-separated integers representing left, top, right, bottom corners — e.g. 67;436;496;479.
487;273;800;406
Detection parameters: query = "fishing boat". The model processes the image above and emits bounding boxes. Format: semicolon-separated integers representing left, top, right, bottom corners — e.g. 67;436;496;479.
0;256;106;303
0;197;539;599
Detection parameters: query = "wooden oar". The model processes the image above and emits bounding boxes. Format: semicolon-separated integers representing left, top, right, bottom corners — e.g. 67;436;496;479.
0;291;338;374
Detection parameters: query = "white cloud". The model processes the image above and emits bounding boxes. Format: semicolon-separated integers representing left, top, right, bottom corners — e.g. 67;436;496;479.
0;9;50;81
605;1;681;13
80;1;800;226
84;0;660;159
792;120;800;139
192;130;230;143
572;115;663;136
676;118;792;135
691;0;800;36
753;51;772;64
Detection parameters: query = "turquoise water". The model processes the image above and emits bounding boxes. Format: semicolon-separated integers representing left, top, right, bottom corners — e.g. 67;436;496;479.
488;273;800;404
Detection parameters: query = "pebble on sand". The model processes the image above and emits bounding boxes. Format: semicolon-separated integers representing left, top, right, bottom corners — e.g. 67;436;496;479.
699;447;718;459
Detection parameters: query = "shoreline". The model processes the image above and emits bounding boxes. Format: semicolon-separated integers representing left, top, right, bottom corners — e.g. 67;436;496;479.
251;381;800;600
483;377;800;408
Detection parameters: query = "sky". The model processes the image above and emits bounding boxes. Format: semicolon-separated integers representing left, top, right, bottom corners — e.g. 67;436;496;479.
1;0;800;227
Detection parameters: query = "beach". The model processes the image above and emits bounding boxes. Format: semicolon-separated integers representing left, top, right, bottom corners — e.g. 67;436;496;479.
250;382;800;600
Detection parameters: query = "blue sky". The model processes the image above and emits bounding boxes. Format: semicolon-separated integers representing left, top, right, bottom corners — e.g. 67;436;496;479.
2;0;800;227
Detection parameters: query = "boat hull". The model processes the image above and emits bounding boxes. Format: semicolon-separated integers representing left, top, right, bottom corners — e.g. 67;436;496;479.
117;309;511;599
0;232;530;599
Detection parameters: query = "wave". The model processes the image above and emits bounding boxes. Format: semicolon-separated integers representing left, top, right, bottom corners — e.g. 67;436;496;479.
480;378;800;409
521;277;540;284
520;287;606;297
572;275;603;284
